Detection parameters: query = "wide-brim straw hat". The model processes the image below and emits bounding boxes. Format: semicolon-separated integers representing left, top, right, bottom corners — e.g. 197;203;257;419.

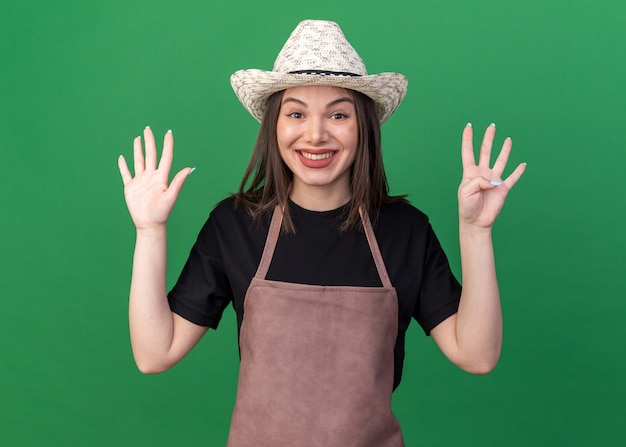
230;20;408;124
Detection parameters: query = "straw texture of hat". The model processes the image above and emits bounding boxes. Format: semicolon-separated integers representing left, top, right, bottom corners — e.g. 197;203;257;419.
230;20;408;124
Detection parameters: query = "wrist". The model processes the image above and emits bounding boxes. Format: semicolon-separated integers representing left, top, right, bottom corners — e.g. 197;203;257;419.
459;221;493;239
136;225;167;239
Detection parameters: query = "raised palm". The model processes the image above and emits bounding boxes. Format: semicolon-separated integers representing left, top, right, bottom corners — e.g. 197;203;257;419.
118;127;193;230
458;124;526;229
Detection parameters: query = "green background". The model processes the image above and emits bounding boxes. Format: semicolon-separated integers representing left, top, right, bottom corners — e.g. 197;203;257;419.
2;0;624;445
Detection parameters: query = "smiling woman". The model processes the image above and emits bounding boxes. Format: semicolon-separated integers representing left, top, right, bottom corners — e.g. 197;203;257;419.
117;19;525;446
278;87;359;209
237;84;397;233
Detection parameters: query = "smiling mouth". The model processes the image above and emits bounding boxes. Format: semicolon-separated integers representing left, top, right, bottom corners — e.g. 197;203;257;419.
298;150;336;160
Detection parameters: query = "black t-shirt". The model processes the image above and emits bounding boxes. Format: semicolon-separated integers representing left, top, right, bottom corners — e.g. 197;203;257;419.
168;197;461;389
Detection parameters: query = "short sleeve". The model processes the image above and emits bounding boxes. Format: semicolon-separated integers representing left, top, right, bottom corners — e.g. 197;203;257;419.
167;215;232;329
413;223;461;334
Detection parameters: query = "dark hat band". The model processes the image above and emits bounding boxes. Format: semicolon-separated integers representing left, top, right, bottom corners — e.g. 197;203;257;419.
289;69;362;77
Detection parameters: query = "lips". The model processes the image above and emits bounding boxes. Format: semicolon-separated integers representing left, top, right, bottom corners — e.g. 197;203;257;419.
296;150;338;168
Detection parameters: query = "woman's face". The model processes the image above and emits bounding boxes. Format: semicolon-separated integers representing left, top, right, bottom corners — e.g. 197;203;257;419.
276;85;358;210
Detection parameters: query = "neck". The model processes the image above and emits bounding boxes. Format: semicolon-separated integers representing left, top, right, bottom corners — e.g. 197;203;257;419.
289;182;351;211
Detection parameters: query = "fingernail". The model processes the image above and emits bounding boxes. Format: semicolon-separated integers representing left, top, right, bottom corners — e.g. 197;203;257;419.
490;180;502;186
466;122;472;127
167;129;172;134
145;125;151;129
188;167;196;176
490;123;496;127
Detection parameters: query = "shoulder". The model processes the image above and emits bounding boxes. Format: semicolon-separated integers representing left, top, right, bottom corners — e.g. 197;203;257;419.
192;197;246;242
375;200;430;230
201;196;270;242
209;196;241;219
208;196;254;227
371;200;436;252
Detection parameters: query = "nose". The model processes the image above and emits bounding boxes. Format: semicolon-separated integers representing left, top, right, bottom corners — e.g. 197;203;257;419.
304;116;328;145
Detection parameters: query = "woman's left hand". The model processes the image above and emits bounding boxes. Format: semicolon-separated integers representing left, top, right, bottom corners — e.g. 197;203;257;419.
458;123;526;229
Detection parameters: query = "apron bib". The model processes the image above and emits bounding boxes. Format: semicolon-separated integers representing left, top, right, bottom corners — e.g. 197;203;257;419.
227;205;404;447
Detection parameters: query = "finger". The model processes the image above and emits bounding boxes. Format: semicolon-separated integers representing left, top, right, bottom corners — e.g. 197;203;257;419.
158;130;174;174
492;136;512;178
503;162;527;189
477;123;496;168
165;167;195;201
143;126;157;170
461;123;476;170
133;135;145;174
118;155;132;185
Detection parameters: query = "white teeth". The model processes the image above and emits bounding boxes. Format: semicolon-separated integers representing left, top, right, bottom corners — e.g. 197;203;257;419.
300;151;334;160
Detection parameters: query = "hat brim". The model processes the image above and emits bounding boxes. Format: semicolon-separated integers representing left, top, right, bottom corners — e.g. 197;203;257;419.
230;69;408;124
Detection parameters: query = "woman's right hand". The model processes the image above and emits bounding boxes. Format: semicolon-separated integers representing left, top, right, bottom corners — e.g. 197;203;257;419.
118;127;194;230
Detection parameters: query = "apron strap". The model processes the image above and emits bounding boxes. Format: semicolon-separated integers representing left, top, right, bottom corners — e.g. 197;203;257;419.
255;204;393;289
359;208;393;289
255;204;284;279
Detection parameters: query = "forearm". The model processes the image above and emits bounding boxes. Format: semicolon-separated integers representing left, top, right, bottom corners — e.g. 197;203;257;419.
455;223;502;372
435;122;524;373
128;226;176;372
119;128;204;373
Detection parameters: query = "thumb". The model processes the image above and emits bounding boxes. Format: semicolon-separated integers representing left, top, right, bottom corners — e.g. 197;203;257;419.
167;167;196;199
486;178;502;188
475;177;502;191
460;176;501;196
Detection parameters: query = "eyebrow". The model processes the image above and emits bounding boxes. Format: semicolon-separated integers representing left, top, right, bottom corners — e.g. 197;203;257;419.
281;96;354;109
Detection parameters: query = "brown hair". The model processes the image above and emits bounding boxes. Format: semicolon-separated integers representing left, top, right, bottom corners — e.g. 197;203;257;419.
234;89;406;232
